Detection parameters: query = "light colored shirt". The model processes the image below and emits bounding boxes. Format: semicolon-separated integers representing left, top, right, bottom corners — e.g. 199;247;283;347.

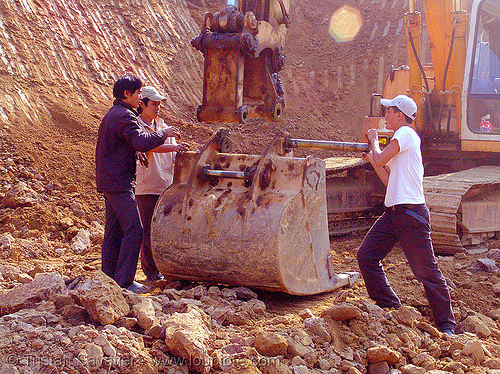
135;116;176;195
385;126;425;207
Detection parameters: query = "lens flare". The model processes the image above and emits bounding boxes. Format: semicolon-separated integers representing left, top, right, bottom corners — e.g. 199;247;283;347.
329;5;363;43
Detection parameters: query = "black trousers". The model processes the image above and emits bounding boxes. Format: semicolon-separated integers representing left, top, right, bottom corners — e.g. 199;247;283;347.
357;204;456;331
136;194;161;280
101;190;143;288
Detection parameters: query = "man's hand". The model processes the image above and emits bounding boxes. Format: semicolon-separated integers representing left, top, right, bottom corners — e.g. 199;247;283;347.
366;128;379;144
175;143;189;154
138;152;149;168
164;127;181;139
362;150;374;163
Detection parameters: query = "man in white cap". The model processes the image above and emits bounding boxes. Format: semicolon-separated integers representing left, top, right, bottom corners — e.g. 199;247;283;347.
136;86;189;282
357;94;456;336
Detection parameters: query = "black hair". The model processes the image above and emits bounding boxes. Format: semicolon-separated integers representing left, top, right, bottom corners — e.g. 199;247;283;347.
113;74;143;100
137;97;151;114
388;105;414;124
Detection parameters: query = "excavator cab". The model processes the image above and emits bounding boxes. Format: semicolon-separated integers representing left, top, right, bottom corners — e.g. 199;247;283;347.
191;0;289;123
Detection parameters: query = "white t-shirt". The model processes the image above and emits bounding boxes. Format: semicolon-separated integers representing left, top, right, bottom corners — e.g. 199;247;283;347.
135;117;177;196
384;126;426;207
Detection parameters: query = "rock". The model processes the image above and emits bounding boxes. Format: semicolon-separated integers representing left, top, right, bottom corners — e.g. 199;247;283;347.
361;300;384;318
70;229;91;255
115;316;138;329
248;299;266;314
415;321;441;337
366;346;401;365
132;298;157;330
484;357;500;369
164;307;212;373
395;305;422;327
77;270;130;325
321;303;361;321
487;248;500;261
0;234;14;251
462;339;488;364
85;342;103;368
145;323;163;339
286;338;315;359
0;272;66;315
70;201;85;217
233;286;258;301
303;317;331;343
0;364;21;373
15;273;33;284
254;330;288;357
458;315;491;338
411;352;436;370
207;286;221;296
291;364;308;374
259;362;293;374
226;358;262;374
89;220;104;244
493;282;500;296
400;364;426;374
192;285;208;299
442;361;467;372
367;361;390;374
0;264;20;280
298;309;315;320
60;304;89;322
58;217;74;229
477;258;500;273
1;183;38;208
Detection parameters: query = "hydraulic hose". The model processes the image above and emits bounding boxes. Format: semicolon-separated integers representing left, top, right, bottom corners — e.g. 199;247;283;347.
407;25;434;136
437;17;458;136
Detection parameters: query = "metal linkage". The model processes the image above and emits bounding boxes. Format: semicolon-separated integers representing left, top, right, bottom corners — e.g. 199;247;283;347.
284;136;369;153
201;164;255;186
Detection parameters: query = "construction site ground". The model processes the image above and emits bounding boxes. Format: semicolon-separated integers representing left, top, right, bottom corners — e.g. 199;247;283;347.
0;0;500;373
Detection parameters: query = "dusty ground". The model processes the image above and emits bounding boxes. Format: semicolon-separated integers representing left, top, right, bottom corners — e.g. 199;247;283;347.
1;0;500;373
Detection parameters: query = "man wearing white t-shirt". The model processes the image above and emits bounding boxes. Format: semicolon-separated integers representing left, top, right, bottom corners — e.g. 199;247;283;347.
357;95;456;336
136;86;189;282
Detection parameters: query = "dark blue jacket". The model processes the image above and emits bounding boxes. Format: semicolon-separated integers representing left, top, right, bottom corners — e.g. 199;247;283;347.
95;100;168;193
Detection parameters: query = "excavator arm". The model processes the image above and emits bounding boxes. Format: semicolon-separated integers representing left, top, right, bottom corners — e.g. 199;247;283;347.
191;0;289;123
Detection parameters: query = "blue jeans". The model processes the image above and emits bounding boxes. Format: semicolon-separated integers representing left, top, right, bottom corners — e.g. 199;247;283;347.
357;204;456;331
101;190;143;288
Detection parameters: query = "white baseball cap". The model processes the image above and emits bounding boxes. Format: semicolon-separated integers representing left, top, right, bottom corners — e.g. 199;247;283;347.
141;86;167;101
380;95;417;120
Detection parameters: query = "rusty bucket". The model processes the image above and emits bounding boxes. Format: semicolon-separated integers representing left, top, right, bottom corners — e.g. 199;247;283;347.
151;130;357;295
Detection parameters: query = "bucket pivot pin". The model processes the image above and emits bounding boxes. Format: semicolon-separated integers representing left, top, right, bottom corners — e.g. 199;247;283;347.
201;164;255;187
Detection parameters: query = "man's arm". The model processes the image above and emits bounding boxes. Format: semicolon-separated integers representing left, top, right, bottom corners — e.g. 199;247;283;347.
366;128;400;168
363;151;390;186
150;143;189;153
120;114;168;152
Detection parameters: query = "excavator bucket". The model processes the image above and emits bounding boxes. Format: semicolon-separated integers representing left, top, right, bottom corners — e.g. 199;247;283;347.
150;130;358;295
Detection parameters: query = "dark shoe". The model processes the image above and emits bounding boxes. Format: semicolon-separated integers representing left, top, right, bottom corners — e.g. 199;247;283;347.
145;273;165;282
127;281;151;294
441;329;455;336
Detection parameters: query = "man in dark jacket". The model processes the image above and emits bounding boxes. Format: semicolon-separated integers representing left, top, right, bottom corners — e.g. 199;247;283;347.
95;74;175;293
